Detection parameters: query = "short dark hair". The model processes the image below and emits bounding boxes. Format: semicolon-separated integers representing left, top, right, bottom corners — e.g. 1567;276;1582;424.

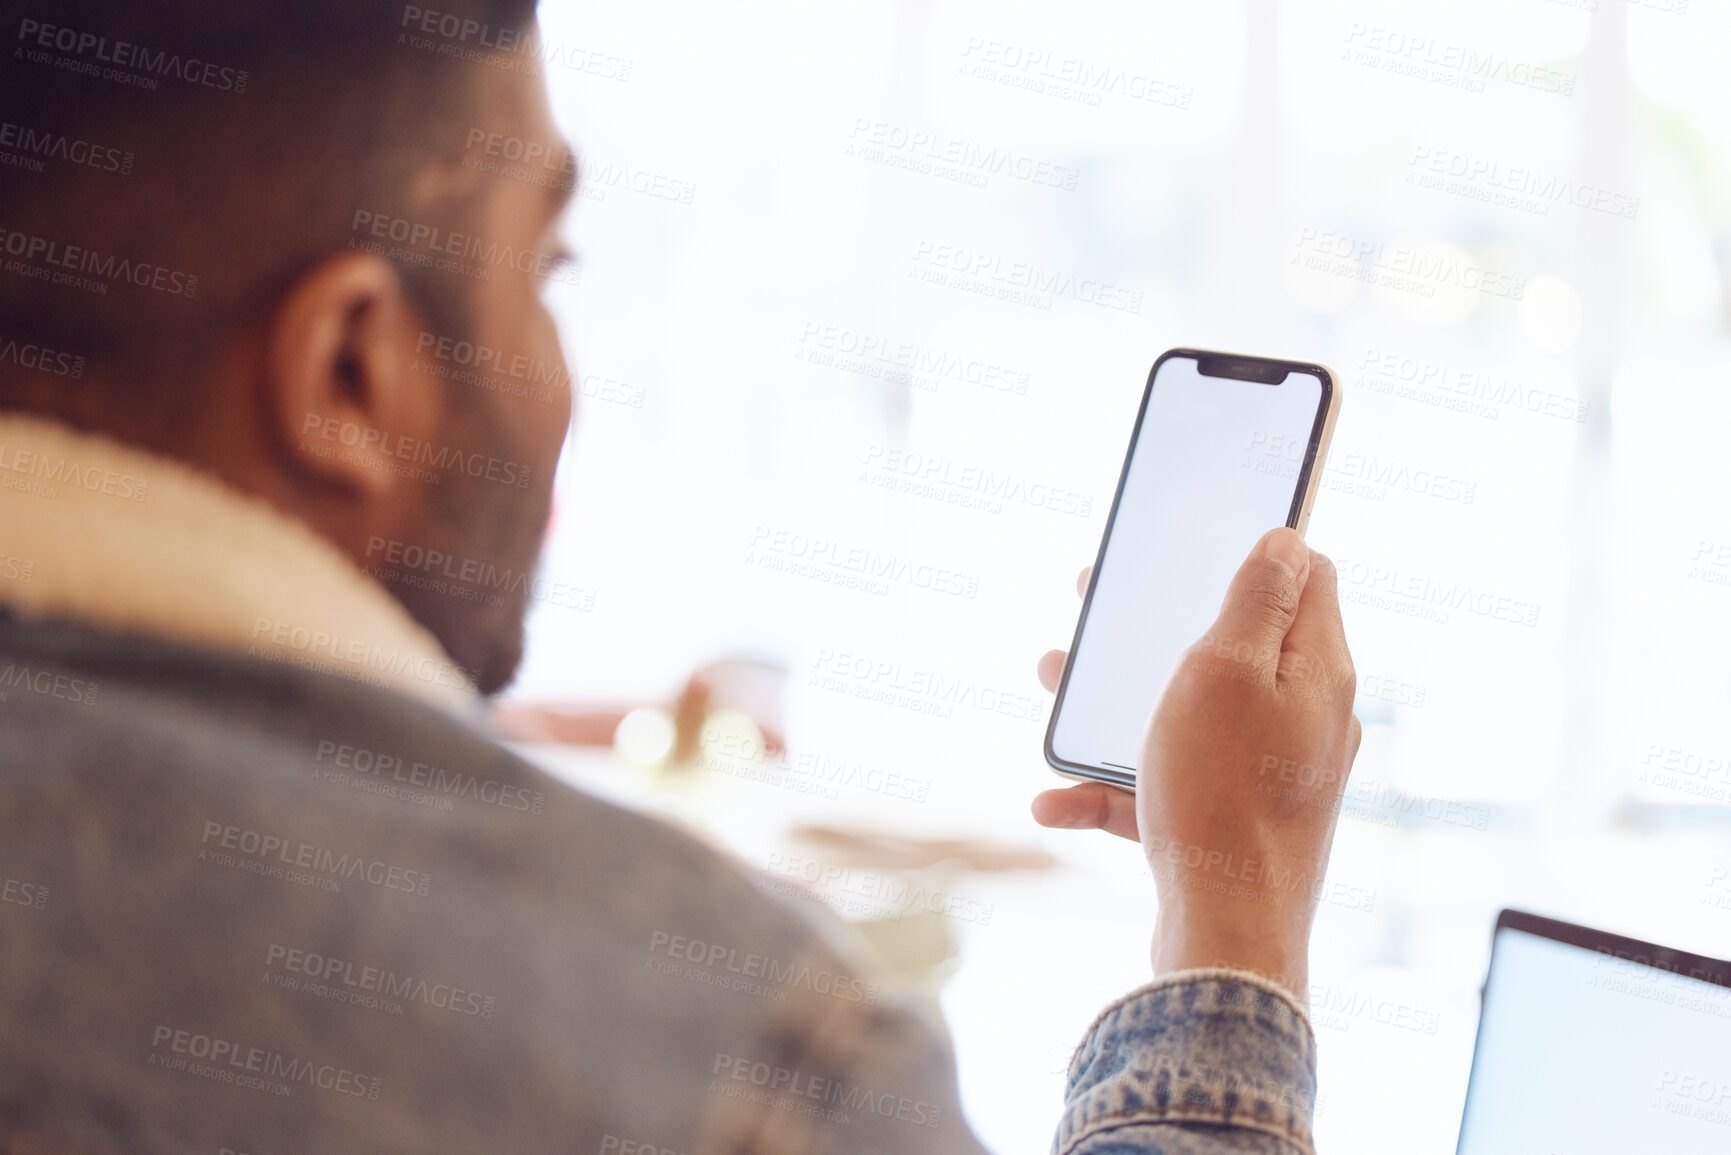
0;0;538;443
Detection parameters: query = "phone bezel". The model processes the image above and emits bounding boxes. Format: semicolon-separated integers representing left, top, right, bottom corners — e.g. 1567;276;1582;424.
1042;347;1341;790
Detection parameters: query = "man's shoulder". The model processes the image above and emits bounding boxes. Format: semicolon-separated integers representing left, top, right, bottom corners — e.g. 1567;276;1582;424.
0;613;889;1151
0;610;823;948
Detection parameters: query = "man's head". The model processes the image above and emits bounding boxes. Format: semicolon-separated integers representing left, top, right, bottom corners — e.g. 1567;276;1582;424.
0;0;577;694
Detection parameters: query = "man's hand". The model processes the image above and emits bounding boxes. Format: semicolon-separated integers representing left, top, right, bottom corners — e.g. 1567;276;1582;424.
1032;528;1362;1004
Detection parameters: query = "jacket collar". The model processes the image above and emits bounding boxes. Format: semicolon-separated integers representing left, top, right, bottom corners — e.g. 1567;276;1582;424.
0;413;476;714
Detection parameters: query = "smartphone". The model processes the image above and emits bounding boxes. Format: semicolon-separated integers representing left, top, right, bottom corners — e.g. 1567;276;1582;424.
1044;348;1341;789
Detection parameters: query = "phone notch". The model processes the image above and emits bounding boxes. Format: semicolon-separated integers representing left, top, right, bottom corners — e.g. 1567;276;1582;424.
1195;354;1288;384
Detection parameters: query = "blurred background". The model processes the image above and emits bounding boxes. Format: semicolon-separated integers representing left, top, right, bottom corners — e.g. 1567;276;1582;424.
503;0;1731;1150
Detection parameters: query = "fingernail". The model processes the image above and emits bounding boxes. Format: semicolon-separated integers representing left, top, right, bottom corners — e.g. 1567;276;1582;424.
1037;803;1089;829
1264;529;1311;582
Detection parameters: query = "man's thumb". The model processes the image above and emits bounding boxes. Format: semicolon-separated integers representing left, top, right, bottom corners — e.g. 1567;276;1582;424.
1209;528;1312;670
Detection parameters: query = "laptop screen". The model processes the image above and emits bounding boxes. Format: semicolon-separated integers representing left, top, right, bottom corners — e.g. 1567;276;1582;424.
1456;914;1731;1153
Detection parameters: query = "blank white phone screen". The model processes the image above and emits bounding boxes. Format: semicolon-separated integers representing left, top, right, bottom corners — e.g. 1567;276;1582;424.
1456;928;1731;1154
1050;356;1323;775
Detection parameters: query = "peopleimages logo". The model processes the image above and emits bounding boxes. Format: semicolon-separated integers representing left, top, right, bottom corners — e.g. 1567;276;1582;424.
761;852;996;926
0;662;99;705
710;1053;945;1129
248;615;475;691
1;875;48;910
699;729;932;804
414;330;566;401
956;38;1193;110
1356;346;1587;424
313;737;548;814
348;209;580;287
807;647;1043;723
0;441;148;501
0;336;85;380
0;119;134;175
1333;557;1541;628
1341;23;1574;97
646;930;881;1005
198;819;434;896
845;118;1080;191
1407;145;1640;220
796;322;1031;397
363;535;593;613
861;444;1093;518
264;942;497;1018
148;1025;381;1099
15;18;250;92
0;226;198;298
397;5;633;81
910;240;1143;313
300;415;532;488
747;525;981;599
1291;228;1524;300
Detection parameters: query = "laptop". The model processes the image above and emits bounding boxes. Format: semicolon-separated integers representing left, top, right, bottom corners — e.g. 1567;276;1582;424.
1456;909;1731;1153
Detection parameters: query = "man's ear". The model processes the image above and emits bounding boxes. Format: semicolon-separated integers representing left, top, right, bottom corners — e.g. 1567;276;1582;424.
264;252;445;496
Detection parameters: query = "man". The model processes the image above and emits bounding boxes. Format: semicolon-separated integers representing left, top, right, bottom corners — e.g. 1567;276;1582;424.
0;2;1361;1152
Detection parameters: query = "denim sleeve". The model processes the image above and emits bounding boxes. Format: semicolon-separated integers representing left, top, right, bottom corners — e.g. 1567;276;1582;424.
1054;969;1318;1155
